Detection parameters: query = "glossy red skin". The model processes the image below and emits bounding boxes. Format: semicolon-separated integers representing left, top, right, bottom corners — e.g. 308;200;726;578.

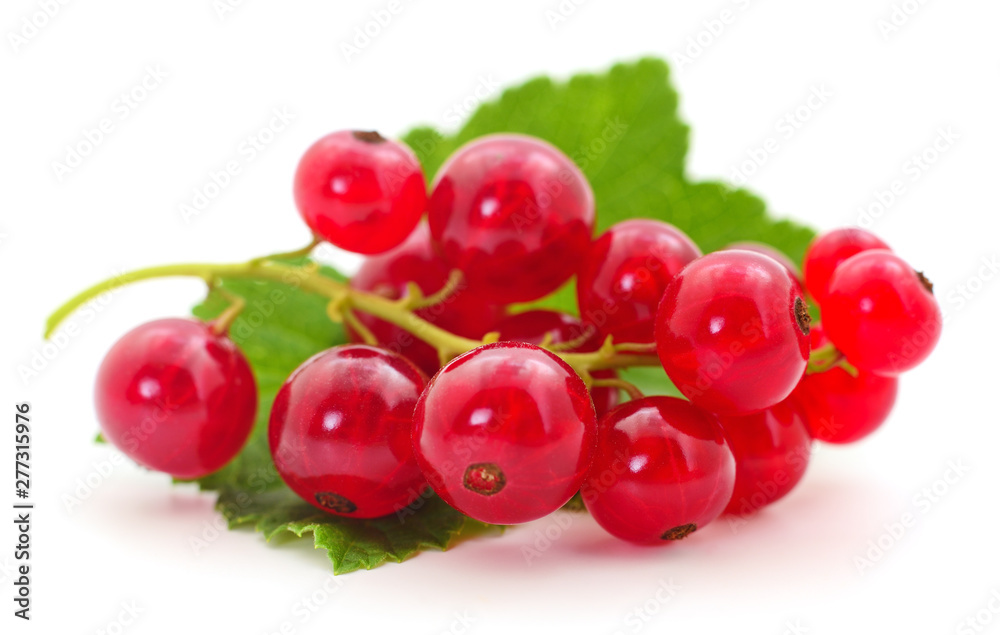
724;241;803;292
718;399;812;517
94;318;257;479
427;134;595;303
655;250;810;416
582;396;735;543
823;250;941;375
349;224;505;376
294;130;427;255
268;345;428;518
493;310;619;417
412;342;597;524
803;228;889;305
792;325;899;443
578;219;702;344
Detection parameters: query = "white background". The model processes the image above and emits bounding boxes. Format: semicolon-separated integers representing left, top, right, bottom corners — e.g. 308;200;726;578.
2;1;999;633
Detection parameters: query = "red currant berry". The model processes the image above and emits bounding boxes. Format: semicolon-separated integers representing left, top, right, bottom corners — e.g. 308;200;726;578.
803;228;889;305
349;223;505;376
412;342;597;524
791;325;899;443
94;318;257;479
724;241;803;291
269;345;428;518
582;396;735;543
823;250;941;375
577;219;701;343
427;134;595;303
294;130;427;255
717;399;812;517
655;250;811;416
493;309;619;417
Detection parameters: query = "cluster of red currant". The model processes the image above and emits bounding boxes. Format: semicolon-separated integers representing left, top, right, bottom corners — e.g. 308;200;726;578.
83;129;942;545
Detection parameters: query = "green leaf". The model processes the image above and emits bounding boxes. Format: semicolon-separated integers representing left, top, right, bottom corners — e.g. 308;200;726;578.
187;259;493;573
403;57;812;260
189;258;345;493
405;58;814;396
216;488;496;574
186;260;494;573
404;58;688;235
618;366;684;399
179;58;817;573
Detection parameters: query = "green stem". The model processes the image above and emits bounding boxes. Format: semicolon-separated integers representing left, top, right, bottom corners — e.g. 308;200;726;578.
806;340;849;375
249;235;321;265
562;352;661;373
836;358;860;378
592;377;645;401
342;308;378;346
46;257;660;374
208;286;246;336
47;263;243;339
403;269;466;310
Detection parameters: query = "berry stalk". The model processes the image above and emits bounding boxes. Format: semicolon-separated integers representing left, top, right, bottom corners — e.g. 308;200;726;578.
44;254;662;375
